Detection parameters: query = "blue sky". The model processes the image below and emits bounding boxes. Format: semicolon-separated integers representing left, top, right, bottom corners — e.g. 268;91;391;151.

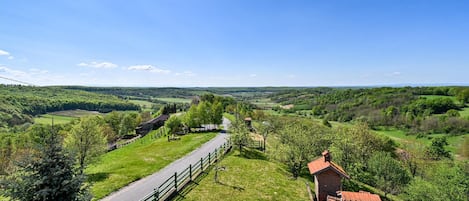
1;0;468;87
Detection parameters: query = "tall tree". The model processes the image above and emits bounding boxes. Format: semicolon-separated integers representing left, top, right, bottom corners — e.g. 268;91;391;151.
2;128;90;201
65;116;107;171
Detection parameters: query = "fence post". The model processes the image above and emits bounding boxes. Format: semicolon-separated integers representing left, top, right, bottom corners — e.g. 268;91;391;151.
215;148;218;161
153;187;159;201
174;172;178;192
189;164;192;181
208;152;211;164
201;157;204;171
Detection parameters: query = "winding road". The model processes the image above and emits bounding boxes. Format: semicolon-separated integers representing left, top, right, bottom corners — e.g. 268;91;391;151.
100;118;231;201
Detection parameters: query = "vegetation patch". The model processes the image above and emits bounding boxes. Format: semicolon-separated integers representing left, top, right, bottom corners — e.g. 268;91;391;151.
86;131;218;199
181;149;313;201
34;114;78;125
155;97;192;103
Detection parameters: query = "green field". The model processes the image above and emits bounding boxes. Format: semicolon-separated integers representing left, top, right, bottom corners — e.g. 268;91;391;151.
250;98;279;109
420;95;458;102
33;110;101;125
155;97;192;103
181;148;313;201
459;107;469;118
34;114;78;124
129;99;154;109
86;131;218;200
374;128;467;157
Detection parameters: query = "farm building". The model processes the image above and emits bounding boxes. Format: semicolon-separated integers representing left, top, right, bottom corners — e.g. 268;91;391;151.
135;114;169;136
308;150;381;201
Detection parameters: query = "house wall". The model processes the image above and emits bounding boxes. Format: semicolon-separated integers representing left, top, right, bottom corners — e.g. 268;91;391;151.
315;169;342;201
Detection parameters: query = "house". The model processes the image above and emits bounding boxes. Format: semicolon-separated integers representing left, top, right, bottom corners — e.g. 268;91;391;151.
308;150;350;201
308;150;381;201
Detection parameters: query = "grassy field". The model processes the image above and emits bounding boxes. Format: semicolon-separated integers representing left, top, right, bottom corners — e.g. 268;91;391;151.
34;114;78;124
420;95;458;102
180;148;313;201
373;129;467;157
250;98;278;109
33;110;101;125
129;99;154;109
86;131;218;200
155;97;192;103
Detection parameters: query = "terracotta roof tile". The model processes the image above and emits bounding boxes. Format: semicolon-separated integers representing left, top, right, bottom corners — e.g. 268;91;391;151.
339;191;382;201
307;157;350;179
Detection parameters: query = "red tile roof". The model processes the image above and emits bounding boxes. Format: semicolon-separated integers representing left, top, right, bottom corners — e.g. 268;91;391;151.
339;191;382;201
307;157;350;179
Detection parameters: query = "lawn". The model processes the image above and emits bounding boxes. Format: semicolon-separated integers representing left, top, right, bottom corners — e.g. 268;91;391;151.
86;131;218;200
180;148;313;201
155;97;192;103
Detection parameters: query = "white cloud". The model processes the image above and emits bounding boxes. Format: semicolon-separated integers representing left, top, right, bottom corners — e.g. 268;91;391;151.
0;49;13;60
0;49;10;56
78;61;117;69
249;74;257;77
128;65;171;74
391;71;401;76
0;66;27;77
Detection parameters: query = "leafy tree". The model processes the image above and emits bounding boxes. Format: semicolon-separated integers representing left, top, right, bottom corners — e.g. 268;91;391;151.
425;137;451;160
403;162;468;201
456;88;469;104
368;152;410;197
183;104;200;130
65;116;107;171
118;113;138;137
1;128;90;201
211;101;224;128
230;120;251;154
165;115;182;135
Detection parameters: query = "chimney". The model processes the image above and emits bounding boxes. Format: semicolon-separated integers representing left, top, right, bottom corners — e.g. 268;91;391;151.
322;150;331;162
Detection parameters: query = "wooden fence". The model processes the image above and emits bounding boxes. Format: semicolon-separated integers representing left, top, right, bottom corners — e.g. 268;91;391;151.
140;140;232;201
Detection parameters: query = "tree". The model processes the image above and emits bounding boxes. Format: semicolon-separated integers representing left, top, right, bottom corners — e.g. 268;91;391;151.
165;115;182;135
425;137;451;160
211;101;224;128
404;162;468;201
183;104;200;130
2;128;90;201
118;113;138;137
368;152;410;197
65;116;107;171
230;120;251;154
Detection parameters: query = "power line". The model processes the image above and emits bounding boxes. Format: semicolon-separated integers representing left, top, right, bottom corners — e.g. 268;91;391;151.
0;75;36;86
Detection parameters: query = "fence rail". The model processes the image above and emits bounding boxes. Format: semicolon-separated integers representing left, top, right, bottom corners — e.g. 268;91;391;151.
140;140;232;201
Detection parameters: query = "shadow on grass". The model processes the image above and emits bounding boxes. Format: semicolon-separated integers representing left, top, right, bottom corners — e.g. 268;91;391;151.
215;181;245;191
170;171;209;201
87;172;110;183
235;147;267;160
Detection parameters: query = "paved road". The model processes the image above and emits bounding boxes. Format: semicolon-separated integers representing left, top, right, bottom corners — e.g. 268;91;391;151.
100;118;231;201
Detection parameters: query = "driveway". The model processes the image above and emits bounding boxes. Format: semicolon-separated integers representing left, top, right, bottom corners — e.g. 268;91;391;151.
100;118;231;201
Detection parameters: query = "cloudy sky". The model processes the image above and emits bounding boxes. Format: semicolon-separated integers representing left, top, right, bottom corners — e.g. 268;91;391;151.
1;0;468;87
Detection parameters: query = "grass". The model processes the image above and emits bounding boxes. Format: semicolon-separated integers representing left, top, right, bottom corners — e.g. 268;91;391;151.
33;110;102;125
180;148;313;201
155;97;192;103
129;99;154;109
420;95;458;102
86;131;218;200
34;114;78;124
250;98;279;109
223;113;236;122
373;128;468;158
459;107;469;118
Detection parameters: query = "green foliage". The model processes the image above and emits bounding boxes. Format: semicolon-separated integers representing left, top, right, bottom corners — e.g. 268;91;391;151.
65;116;107;171
165;115;182;134
425;137;451;160
403;162;469;201
367;152;411;196
0;85;139;127
230;120;251;153
1;129;89;201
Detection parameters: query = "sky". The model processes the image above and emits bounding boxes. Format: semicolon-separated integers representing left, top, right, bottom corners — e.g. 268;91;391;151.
0;0;468;87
